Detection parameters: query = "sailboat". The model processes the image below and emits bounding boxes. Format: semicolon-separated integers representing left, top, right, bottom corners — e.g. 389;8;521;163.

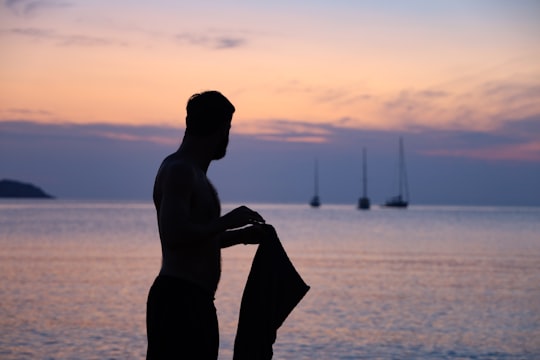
358;147;370;210
384;137;409;208
309;159;321;208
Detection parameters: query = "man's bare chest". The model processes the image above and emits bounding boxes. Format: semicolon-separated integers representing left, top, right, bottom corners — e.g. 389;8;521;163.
191;178;221;221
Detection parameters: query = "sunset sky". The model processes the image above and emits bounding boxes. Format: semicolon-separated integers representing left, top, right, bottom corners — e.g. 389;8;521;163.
1;0;539;205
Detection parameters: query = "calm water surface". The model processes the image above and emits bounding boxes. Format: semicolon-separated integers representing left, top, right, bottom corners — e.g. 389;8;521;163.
0;201;539;359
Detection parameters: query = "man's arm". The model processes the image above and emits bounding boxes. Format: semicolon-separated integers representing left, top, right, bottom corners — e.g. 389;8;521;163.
220;224;269;248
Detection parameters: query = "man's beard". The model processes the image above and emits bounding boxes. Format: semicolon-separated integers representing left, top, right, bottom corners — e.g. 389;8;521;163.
213;137;229;160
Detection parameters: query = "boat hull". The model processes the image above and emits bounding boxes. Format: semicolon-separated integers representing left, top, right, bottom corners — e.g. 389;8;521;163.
358;197;370;210
310;196;321;208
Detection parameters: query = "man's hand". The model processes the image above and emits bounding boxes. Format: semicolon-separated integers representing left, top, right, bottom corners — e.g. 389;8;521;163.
241;223;271;245
222;206;265;230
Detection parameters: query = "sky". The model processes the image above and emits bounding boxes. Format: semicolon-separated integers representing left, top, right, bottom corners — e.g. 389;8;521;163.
1;0;540;205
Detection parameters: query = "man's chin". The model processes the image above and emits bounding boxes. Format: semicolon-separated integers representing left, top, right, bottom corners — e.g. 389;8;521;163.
213;150;226;160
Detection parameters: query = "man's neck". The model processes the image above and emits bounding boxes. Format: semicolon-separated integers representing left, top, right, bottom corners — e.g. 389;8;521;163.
177;136;212;173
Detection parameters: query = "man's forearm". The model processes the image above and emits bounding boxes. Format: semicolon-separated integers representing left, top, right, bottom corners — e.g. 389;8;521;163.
220;228;249;248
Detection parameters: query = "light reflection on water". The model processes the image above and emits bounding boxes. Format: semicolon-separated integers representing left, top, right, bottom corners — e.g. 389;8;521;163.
1;201;539;359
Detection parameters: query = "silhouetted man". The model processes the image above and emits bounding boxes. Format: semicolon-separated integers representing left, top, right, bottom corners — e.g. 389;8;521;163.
146;91;267;359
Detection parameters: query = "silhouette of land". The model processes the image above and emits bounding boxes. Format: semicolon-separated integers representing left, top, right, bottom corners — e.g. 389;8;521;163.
0;179;54;198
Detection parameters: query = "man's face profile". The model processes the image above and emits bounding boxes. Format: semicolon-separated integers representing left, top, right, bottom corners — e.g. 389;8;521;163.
213;123;231;160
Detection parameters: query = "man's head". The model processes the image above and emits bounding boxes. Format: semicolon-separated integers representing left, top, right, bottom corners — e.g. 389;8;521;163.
185;91;235;137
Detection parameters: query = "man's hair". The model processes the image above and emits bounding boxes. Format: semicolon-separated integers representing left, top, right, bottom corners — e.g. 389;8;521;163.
185;91;235;136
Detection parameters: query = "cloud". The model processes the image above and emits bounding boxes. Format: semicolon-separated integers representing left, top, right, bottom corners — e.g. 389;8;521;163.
251;113;540;162
1;119;539;204
4;26;246;50
2;27;128;47
422;141;540;161
90;130;178;147
248;119;333;143
417;90;449;98
415;115;540;162
0;120;180;147
4;107;55;117
479;80;540;119
57;34;128;47
314;88;374;107
214;37;246;49
4;0;72;16
383;88;450;114
3;26;55;38
273;81;374;109
2;109;539;168
380;75;540;132
174;32;247;50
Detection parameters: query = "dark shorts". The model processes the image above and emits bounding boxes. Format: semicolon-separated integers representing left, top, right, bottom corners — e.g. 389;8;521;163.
146;275;219;360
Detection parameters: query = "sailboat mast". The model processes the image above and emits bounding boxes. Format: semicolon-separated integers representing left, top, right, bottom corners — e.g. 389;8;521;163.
362;148;368;198
314;158;319;197
384;137;409;208
358;147;371;210
399;137;409;201
310;158;321;207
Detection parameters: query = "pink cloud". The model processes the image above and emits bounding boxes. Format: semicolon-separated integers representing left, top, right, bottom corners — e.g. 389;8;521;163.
422;141;540;162
95;131;178;147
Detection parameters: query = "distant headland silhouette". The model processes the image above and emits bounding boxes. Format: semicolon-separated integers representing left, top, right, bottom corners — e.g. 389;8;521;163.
0;179;54;198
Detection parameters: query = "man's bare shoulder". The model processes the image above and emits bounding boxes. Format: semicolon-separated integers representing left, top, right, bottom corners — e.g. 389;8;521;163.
158;155;199;187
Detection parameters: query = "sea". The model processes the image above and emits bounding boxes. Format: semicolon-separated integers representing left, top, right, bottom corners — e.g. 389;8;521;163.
0;200;539;360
